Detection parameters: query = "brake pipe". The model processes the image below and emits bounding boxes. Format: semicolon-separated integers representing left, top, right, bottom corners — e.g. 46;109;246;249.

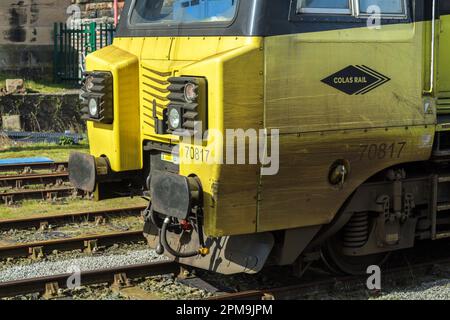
161;217;201;258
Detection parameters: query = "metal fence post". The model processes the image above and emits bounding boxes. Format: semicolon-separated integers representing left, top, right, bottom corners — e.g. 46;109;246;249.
89;22;97;53
53;23;58;82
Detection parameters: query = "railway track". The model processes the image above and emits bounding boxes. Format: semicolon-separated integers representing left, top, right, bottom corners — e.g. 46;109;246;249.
0;261;179;298
210;257;450;300
0;172;69;189
0;206;145;231
0;206;147;259
0;161;68;175
0;187;77;204
0;253;449;299
0;230;145;259
0;161;75;204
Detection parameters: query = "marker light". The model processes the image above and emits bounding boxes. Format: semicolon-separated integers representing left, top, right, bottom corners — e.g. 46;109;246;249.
184;83;198;102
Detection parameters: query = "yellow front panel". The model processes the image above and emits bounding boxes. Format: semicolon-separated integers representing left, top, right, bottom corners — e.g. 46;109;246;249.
91;36;264;236
140;59;187;144
178;39;264;236
86;45;141;172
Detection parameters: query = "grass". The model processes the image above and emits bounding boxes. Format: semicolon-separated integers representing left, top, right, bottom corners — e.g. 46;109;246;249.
19;80;75;93
0;74;76;94
0;197;148;220
0;141;148;220
0;142;90;162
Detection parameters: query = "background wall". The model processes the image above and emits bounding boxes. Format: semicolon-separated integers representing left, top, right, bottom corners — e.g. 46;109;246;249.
0;92;84;132
76;0;125;19
0;0;124;80
0;0;71;78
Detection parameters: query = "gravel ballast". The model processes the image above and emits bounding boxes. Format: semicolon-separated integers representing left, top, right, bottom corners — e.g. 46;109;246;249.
374;278;450;300
0;249;168;283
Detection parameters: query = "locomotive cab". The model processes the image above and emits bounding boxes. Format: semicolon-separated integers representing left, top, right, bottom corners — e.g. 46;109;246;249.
69;0;450;275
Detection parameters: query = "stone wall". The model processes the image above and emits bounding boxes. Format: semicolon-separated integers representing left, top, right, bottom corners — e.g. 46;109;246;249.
0;1;126;133
74;0;125;20
0;92;84;132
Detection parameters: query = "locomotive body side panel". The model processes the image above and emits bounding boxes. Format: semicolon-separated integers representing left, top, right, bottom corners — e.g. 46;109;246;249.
259;21;436;231
70;0;450;275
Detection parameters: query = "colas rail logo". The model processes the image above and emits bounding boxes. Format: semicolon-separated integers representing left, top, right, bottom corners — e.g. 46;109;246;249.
321;65;390;95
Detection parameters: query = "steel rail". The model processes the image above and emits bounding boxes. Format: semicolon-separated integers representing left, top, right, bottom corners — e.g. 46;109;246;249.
0;206;146;231
2;255;449;300
0;172;69;189
0;260;178;298
0;230;145;259
0;161;68;174
0;187;75;203
210;257;450;300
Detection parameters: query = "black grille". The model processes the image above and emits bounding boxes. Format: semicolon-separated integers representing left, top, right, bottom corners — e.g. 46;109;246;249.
167;77;204;133
80;72;114;124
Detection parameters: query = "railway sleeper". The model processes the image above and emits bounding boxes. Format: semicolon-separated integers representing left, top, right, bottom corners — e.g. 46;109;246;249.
262;293;275;300
22;167;33;175
177;265;196;280
39;221;49;231
46;191;59;202
94;215;106;225
2;195;13;206
15;180;22;189
55;165;67;173
43;282;61;300
83;240;99;253
111;273;132;289
29;246;44;260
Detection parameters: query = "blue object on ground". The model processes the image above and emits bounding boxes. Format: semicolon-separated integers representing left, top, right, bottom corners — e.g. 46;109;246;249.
0;157;54;166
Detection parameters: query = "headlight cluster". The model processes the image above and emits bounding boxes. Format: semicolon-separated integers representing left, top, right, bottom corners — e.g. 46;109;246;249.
80;72;114;124
165;77;206;134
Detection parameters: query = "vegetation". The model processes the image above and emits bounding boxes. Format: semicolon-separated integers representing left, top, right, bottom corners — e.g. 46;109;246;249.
0;74;76;94
0;197;147;220
0;141;146;220
0;141;89;162
59;136;77;146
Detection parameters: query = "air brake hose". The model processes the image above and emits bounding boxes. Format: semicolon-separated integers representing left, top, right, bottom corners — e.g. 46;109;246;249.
161;217;200;258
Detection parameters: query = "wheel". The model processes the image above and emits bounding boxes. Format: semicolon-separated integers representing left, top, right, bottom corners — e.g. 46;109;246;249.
321;234;389;275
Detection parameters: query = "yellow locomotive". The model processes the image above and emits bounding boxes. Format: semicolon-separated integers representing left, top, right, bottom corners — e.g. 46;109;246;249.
69;0;450;275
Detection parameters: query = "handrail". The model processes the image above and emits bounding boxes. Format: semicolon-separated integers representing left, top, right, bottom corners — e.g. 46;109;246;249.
427;0;437;94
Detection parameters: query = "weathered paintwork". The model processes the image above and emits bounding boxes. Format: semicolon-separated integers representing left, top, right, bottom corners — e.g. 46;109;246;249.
260;22;435;231
86;37;264;236
85;18;441;236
